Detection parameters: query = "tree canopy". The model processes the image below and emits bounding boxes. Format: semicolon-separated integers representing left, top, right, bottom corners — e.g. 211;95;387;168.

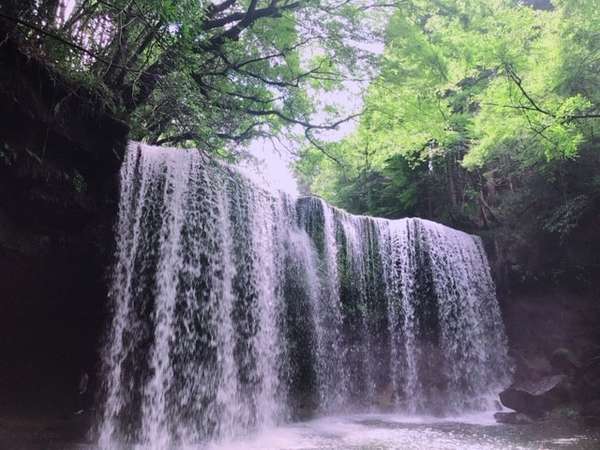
297;0;599;220
0;0;385;157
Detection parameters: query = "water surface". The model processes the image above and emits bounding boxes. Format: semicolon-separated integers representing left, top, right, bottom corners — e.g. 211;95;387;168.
207;413;600;450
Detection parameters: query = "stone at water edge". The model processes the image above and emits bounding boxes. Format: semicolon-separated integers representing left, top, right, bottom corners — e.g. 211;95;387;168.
494;412;535;425
550;348;581;375
512;352;552;382
499;374;571;416
581;399;600;426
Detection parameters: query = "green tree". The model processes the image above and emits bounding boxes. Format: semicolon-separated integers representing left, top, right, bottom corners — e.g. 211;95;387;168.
0;0;380;155
298;0;599;220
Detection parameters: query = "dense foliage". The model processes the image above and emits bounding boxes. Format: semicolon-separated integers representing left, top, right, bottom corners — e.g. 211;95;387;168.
296;0;600;286
0;0;381;156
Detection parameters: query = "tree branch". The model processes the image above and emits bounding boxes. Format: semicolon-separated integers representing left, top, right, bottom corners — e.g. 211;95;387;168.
206;0;238;19
245;108;362;131
206;0;301;48
155;121;267;146
0;11;139;71
305;128;343;165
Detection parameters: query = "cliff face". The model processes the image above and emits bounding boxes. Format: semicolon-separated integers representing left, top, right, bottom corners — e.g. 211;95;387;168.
488;211;600;374
486;206;600;424
0;39;128;420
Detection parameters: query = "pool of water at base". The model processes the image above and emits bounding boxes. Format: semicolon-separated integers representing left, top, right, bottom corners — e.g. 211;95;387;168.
201;412;600;450
31;412;600;450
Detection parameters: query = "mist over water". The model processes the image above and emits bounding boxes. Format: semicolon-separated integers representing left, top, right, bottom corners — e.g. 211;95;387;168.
98;143;510;449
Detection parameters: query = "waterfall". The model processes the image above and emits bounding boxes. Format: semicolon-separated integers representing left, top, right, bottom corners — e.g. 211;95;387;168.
98;142;509;449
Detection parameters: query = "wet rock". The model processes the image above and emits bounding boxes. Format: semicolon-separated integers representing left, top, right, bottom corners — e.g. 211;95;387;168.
581;399;600;427
292;394;319;421
514;353;552;381
0;38;127;424
550;348;580;375
494;411;535;425
499;374;570;415
579;360;600;398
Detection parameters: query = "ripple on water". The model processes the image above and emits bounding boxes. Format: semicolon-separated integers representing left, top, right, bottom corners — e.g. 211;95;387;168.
205;413;600;450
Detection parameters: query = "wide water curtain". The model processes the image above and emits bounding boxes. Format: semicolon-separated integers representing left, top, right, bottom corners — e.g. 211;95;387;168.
99;143;509;448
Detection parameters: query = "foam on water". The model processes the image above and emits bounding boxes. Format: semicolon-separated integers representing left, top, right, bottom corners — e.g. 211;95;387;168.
204;413;597;450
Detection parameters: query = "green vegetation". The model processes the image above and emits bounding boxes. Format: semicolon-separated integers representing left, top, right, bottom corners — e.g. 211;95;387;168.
296;0;600;285
1;0;379;156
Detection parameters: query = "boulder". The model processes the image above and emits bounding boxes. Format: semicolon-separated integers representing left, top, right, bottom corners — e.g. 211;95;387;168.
494;411;535;425
581;399;600;427
580;360;600;396
499;374;570;416
550;348;580;375
514;353;552;381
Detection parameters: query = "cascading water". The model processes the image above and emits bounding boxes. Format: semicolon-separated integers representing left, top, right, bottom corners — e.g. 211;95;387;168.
98;142;509;449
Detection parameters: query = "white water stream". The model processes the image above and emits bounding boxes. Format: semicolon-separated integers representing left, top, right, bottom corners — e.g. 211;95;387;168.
98;143;512;449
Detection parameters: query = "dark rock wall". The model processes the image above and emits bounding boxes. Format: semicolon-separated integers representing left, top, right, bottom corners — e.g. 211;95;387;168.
501;288;600;376
488;213;600;413
0;39;128;417
480;186;600;380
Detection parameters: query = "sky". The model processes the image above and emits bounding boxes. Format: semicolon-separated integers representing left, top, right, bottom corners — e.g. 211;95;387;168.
240;86;366;197
241;38;384;197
